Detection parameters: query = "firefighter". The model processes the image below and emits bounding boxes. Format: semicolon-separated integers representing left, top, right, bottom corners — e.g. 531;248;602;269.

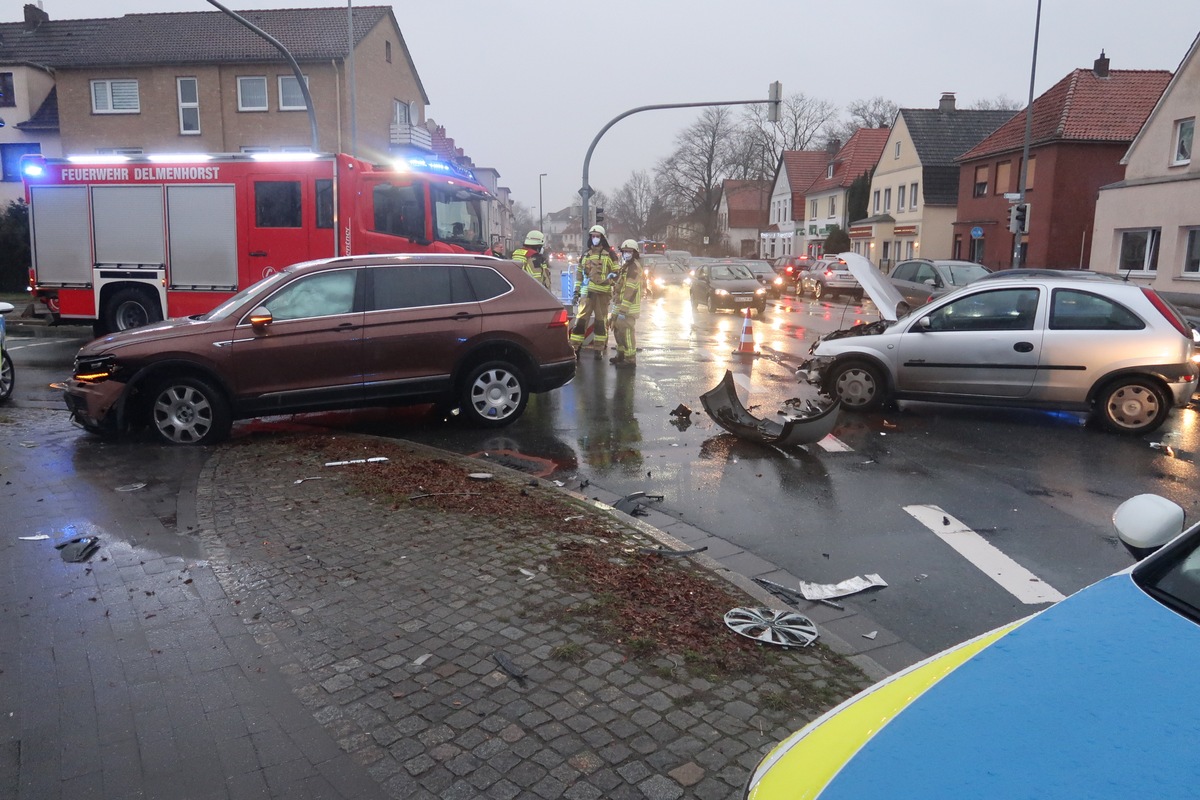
569;224;618;357
610;239;644;368
511;230;551;289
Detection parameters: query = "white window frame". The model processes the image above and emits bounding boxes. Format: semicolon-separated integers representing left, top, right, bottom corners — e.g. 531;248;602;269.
898;184;906;212
884;188;892;213
1173;118;1194;166
809;199;817;220
1119;228;1160;272
278;75;309;111
1183;228;1200;274
872;190;880;214
909;182;918;210
826;164;834;179
237;76;268;111
894;141;901;159
392;99;409;125
828;195;837;219
91;79;140;114
177;77;200;135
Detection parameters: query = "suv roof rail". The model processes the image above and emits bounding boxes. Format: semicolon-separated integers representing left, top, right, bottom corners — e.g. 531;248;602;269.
976;268;1116;282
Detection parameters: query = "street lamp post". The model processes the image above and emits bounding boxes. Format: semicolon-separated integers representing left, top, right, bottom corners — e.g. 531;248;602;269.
538;173;546;232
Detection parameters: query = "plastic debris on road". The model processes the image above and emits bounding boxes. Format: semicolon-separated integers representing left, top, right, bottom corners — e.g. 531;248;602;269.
293;476;324;484
799;573;887;601
19;534;50;541
614;492;663;517
324;457;389;467
723;607;818;648
700;370;840;446
55;536;100;563
114;482;147;492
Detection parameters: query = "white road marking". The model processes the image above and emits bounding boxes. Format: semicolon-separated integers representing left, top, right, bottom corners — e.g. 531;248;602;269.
5;340;59;351
904;504;1066;604
816;435;852;452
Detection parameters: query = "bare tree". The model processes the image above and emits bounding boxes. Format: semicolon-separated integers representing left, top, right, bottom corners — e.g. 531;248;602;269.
607;171;672;241
820;96;898;149
967;94;1022;111
654;106;742;249
735;93;841;182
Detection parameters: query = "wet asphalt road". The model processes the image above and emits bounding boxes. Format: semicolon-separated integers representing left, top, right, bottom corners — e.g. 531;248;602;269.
11;286;1200;669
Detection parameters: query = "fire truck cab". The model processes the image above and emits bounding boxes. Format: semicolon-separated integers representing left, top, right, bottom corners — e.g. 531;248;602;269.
21;151;492;334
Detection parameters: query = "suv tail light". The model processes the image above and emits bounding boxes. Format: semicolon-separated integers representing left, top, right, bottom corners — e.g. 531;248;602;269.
548;308;570;328
1143;288;1192;338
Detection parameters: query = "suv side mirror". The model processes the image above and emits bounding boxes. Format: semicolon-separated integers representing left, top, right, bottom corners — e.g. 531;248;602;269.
248;306;274;327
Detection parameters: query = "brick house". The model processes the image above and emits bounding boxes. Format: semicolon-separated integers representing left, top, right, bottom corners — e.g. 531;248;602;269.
953;54;1170;270
716;179;770;257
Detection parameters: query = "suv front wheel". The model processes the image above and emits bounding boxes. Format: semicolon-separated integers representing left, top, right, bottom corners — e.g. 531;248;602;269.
149;375;232;445
1093;377;1169;435
461;361;529;427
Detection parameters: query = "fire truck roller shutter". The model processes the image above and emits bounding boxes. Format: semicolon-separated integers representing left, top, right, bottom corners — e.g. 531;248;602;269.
29;186;92;285
166;185;238;288
92;186;166;267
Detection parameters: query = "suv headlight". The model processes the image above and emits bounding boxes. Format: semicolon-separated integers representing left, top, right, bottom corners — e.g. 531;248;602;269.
73;354;117;383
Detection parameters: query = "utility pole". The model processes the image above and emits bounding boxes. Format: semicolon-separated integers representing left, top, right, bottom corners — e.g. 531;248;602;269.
1012;0;1042;270
539;173;546;232
579;83;782;245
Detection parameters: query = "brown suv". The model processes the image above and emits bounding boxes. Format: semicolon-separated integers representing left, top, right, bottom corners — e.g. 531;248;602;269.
65;254;576;444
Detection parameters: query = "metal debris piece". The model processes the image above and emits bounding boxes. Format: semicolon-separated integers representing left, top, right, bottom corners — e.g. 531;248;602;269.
724;607;818;648
467;472;494;481
863;630;878;640
636;545;709;558
753;577;843;610
408;492;478;500
700;370;840;446
1150;442;1177;457
518;568;538;581
114;482;147;492
412;653;433;666
614;492;664;517
492;651;527;682
563;515;584;522
324;457;389;467
669;403;693;417
56;536;100;563
19;534;50;541
798;574;887;601
553;480;566;487
293;477;324;484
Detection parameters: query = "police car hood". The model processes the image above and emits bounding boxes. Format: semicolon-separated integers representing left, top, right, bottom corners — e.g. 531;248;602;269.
838;252;905;321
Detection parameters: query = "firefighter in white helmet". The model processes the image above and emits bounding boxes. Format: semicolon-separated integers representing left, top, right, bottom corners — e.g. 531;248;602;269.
511;230;551;289
569;224;618;357
610;239;644;367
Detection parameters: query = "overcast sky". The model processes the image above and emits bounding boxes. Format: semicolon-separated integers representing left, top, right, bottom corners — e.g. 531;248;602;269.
35;0;1200;217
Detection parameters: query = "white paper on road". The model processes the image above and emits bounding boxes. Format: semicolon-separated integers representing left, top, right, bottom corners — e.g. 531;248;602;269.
799;573;888;601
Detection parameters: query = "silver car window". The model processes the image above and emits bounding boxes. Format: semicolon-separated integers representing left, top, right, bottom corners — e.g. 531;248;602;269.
924;288;1039;332
1049;288;1145;331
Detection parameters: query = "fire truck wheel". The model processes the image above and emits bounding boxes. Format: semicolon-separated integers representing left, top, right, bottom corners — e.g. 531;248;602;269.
106;288;163;333
460;361;528;428
148;375;232;445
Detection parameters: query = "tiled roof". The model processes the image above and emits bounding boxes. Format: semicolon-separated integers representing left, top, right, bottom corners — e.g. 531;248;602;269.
15;85;58;131
0;16;110;65
958;68;1172;161
900;108;1016;166
723;179;770;229
780;150;827;194
29;7;393;67
805;128;890;194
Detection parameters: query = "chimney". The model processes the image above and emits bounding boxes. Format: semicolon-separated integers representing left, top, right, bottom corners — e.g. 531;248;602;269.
24;3;49;30
939;92;956;112
825;137;841;156
1094;50;1110;78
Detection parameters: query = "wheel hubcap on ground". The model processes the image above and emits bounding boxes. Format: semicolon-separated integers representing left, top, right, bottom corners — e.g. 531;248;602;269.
470;369;521;420
153;385;214;443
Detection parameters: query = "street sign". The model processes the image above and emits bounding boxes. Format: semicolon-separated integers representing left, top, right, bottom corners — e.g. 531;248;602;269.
970;226;984;240
703;236;710;245
1003;192;1022;201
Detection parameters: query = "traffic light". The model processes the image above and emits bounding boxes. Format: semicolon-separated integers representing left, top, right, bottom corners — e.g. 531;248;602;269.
768;81;782;123
1009;202;1030;234
595;207;605;224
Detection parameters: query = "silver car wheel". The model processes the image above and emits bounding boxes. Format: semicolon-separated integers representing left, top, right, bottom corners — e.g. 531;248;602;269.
469;367;523;422
1099;380;1167;434
152;381;218;444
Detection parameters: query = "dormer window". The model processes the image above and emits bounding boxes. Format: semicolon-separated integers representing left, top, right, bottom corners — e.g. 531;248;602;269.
826;164;834;179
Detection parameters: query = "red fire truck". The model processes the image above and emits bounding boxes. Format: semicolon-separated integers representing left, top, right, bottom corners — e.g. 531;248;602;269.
21;151;493;334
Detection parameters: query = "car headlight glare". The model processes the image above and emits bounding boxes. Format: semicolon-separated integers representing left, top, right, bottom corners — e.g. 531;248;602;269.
715;289;730;296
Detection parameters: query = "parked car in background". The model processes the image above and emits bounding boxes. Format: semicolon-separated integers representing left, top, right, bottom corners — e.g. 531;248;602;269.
740;259;786;298
800;256;862;301
744;490;1200;799
800;254;1200;434
647;261;690;289
666;249;693;265
0;301;14;402
773;254;815;294
889;258;993;315
64;254;576;445
689;262;767;314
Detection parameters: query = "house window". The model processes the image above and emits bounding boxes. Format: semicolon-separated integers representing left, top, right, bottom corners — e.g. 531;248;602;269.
973;165;989;197
898;185;906;211
828;195;837;218
392;99;409;125
995;161;1012;195
91;79;140;113
278;75;309;111
0;73;13;108
177;77;200;134
894;141;901;159
1185;229;1200;273
1119;229;1160;272
810;199;817;220
1174;118;1194;166
237;76;268;111
826;163;834;179
385;40;392;63
970;236;985;263
1;142;39;182
909;182;918;210
872;190;880;213
883;188;891;213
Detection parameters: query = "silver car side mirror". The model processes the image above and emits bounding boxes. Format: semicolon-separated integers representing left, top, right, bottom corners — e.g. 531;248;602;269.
916;316;932;331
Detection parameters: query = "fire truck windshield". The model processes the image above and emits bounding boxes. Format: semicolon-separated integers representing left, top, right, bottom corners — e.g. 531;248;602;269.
432;186;487;252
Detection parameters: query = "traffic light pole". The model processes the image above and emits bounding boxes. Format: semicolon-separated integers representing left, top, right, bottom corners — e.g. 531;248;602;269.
1011;0;1042;270
579;84;781;246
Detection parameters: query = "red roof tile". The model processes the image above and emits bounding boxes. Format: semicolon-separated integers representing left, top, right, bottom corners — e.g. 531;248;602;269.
780;151;828;194
805;128;890;194
958;68;1171;161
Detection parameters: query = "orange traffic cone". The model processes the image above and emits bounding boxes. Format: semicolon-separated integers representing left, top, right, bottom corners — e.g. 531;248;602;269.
733;308;758;357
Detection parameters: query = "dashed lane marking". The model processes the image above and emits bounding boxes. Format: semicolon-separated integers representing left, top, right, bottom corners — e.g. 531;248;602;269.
5;340;60;351
904;504;1066;605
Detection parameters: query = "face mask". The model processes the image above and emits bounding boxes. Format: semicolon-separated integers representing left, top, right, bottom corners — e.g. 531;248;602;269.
591;237;600;247
620;252;632;264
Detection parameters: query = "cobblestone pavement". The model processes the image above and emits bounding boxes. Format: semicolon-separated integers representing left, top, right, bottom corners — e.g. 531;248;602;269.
2;405;875;799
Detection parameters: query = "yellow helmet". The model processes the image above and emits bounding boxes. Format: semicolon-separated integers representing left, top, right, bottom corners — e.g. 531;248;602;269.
588;224;606;237
620;239;639;253
524;230;545;246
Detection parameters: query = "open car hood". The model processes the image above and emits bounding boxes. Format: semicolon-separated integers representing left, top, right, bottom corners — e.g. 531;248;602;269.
839;252;905;321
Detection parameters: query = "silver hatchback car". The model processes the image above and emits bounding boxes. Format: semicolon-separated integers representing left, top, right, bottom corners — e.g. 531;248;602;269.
800;255;1199;434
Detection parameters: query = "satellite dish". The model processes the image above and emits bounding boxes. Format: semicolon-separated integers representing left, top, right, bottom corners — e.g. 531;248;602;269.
408;101;419;123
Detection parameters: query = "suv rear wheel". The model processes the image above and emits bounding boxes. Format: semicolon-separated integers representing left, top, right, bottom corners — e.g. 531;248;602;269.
461;361;528;428
828;361;886;411
1094;377;1169;435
